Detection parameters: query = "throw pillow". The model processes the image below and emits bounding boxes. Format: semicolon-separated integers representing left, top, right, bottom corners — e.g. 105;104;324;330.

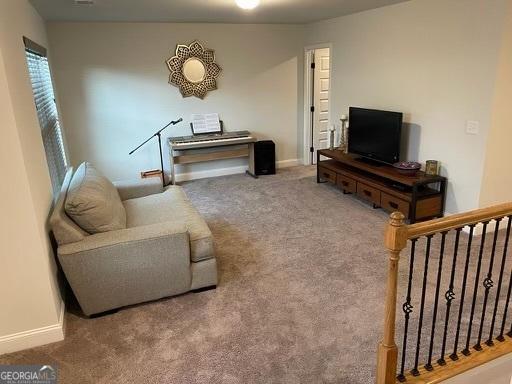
65;162;126;234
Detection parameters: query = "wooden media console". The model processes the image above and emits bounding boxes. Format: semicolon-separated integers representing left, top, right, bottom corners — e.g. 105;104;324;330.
317;149;447;223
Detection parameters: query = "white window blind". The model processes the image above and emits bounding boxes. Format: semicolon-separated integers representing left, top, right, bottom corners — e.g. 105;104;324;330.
24;39;68;194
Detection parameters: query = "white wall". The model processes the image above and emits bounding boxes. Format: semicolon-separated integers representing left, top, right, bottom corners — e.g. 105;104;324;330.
47;22;304;182
304;0;507;214
479;1;512;208
0;0;64;353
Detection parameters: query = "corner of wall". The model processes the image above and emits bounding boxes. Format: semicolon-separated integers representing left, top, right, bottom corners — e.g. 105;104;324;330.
478;1;512;208
0;300;65;355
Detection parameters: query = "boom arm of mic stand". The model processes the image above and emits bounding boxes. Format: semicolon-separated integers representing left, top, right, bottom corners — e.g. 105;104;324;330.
129;122;173;155
128;118;183;187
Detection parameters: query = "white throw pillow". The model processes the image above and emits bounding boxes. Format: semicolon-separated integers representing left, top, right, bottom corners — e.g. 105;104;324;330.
65;162;126;234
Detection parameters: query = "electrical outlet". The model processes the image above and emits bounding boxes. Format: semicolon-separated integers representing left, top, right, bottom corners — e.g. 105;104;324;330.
466;120;480;135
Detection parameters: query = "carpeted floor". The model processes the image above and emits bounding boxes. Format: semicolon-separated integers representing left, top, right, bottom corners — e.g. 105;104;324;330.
1;166;508;383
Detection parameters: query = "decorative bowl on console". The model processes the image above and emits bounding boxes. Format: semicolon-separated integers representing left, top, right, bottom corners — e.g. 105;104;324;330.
392;161;421;175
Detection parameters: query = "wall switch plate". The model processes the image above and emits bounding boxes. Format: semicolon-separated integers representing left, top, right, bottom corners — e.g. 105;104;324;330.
466;120;480;135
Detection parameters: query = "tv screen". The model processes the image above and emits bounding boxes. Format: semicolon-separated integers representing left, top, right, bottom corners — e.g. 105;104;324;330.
348;107;403;165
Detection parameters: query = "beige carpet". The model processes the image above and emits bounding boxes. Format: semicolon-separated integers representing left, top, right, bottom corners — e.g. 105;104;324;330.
2;166;507;383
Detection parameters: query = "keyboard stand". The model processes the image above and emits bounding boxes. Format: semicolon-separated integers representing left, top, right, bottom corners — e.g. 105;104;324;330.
245;144;258;179
168;136;257;184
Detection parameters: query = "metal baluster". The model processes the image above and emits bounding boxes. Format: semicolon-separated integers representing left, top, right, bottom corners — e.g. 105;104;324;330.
450;224;475;361
499;265;512;341
438;228;462;365
487;217;511;345
425;232;448;371
462;221;489;356
498;216;512;341
397;239;418;382
474;220;501;350
411;235;434;376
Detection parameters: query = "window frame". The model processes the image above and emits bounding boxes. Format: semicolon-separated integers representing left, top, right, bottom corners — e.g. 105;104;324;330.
23;36;68;196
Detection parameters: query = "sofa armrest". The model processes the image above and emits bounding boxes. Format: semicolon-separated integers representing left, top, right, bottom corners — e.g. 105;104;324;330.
113;178;163;200
58;222;188;256
57;222;192;316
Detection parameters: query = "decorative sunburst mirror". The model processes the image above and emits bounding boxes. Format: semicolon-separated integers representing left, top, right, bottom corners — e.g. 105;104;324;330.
166;41;222;99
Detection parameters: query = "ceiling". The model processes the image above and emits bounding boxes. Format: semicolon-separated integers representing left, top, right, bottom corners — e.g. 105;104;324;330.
29;0;410;24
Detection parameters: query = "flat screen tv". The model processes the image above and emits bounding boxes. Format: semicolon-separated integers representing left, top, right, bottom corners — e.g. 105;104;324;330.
348;107;403;165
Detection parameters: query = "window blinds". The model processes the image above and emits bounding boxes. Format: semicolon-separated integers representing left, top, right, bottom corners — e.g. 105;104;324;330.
25;45;68;194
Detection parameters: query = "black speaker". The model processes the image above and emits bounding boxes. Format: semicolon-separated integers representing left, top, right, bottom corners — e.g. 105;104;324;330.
253;140;275;176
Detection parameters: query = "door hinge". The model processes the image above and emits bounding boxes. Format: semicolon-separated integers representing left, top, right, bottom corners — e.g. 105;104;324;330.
310;106;315;112
310;147;314;153
311;62;315;69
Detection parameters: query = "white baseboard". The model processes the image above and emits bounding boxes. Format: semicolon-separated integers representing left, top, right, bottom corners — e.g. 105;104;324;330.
174;165;247;183
0;301;65;355
174;159;300;183
276;159;300;168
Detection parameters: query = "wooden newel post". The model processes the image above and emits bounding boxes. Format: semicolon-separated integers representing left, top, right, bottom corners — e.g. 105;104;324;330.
376;212;407;384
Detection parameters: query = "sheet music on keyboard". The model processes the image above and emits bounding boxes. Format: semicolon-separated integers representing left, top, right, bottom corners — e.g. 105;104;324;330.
191;113;221;134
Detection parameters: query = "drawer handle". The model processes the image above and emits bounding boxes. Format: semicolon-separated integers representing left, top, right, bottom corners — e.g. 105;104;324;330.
389;201;399;209
342;181;349;187
363;190;372;197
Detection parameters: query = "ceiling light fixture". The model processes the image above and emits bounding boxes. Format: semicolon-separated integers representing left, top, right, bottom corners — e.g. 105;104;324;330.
235;0;260;10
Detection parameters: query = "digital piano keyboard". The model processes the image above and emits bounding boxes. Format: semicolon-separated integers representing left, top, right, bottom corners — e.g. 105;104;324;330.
169;130;254;150
167;130;257;184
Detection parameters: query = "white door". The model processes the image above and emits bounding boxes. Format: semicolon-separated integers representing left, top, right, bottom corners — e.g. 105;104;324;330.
312;48;330;164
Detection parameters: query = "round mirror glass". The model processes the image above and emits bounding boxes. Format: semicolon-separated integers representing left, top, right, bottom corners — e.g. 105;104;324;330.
183;58;206;83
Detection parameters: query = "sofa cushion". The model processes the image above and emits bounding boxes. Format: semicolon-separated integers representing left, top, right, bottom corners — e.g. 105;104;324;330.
50;168;89;245
65;162;127;234
123;187;214;262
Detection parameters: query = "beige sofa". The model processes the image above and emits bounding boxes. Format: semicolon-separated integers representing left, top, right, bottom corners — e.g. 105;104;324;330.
50;164;217;316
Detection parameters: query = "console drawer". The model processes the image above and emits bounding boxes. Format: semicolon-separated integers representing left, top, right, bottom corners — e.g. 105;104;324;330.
357;183;381;206
318;166;337;184
381;192;410;217
416;195;443;219
337;174;357;194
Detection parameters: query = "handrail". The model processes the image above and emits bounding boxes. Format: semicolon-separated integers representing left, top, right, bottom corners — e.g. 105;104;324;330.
407;202;512;239
376;203;512;384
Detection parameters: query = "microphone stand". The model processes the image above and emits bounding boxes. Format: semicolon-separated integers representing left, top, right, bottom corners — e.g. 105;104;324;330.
129;118;183;188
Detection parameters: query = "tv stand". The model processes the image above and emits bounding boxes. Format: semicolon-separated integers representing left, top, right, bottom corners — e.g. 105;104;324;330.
317;149;447;223
354;156;386;167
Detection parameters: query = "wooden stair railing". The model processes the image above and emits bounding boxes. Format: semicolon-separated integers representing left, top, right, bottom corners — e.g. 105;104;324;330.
377;203;512;384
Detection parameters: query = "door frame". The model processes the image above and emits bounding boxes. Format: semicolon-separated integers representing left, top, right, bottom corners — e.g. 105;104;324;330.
303;43;333;165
